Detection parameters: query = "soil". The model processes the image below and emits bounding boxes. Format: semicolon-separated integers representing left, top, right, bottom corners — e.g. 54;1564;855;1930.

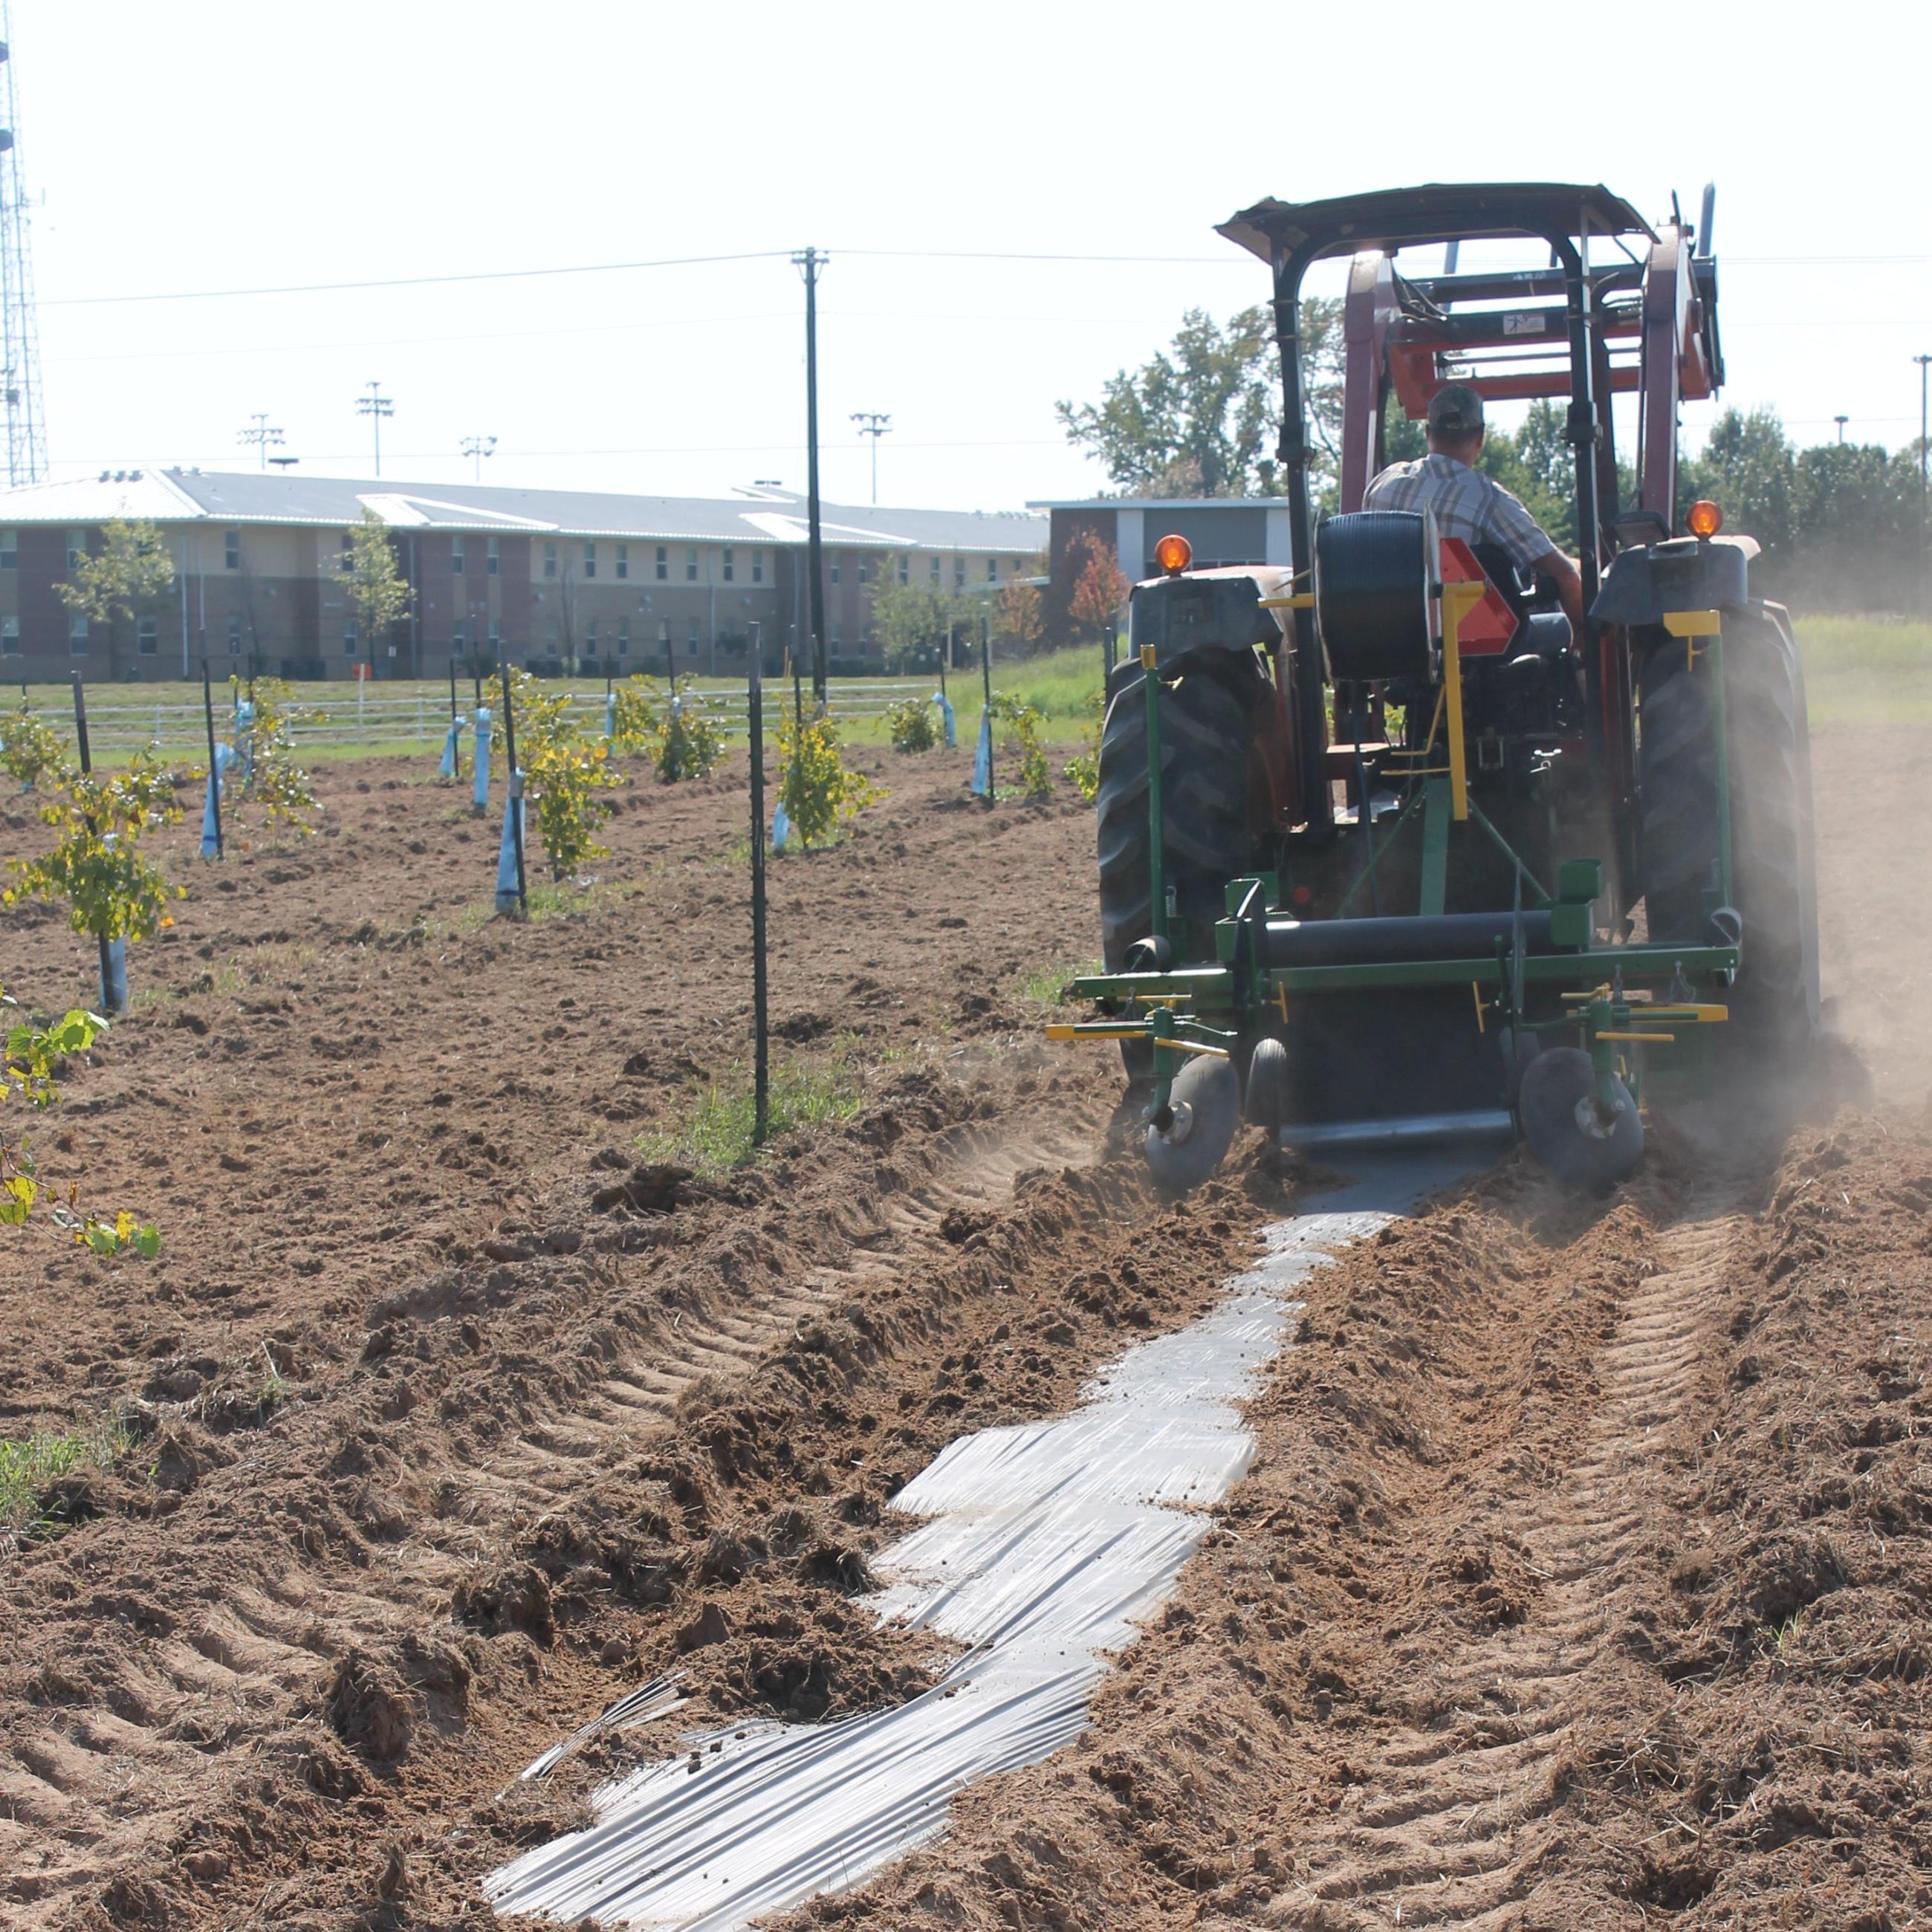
2;719;1928;1931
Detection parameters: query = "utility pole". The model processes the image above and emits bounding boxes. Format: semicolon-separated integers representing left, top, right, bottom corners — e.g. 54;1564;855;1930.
1916;354;1931;609
1833;415;1849;444
461;432;496;482
238;412;284;468
850;411;891;505
357;380;393;477
794;247;828;704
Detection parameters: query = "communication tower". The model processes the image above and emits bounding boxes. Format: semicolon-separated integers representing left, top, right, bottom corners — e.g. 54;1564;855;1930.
0;3;46;484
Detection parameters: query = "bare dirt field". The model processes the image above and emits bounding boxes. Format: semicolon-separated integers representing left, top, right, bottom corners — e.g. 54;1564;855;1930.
1;719;1927;1931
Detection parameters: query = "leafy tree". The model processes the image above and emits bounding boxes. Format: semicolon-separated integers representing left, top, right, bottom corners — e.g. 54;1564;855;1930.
506;671;625;877
56;517;175;658
2;984;158;1254
0;704;71;792
995;568;1046;654
336;509;409;674
1066;532;1130;644
229;675;325;837
1681;407;1796;560
990;693;1051;799
1056;301;1343;497
869;577;970;673
886;696;940;753
777;712;884;848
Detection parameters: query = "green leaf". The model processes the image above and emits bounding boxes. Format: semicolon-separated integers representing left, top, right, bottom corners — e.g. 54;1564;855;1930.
131;1224;161;1260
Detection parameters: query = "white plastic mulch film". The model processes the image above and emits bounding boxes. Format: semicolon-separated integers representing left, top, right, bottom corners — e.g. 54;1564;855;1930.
487;1160;1453;1930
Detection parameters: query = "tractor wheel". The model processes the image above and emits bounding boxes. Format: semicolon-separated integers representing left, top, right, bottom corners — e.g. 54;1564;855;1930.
1518;1047;1644;1192
1244;1036;1292;1135
1144;1052;1240;1193
1097;650;1274;1084
1637;603;1819;1054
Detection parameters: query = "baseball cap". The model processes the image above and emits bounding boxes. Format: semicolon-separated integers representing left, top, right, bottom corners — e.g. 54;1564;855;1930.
1427;383;1485;437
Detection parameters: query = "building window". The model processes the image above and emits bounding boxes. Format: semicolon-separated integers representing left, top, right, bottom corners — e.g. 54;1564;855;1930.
722;548;735;583
452;534;465;574
137;616;158;655
587;618;599;654
543;541;557;578
488;620;500;652
929;556;941;583
1;616;19;655
897;554;909;586
830;554;841;586
343;623;357;658
615;544;629;580
1011;559;1025;574
224;529;240;571
751;548;765;584
684;546;698;583
68;615;88;655
453;619;466;651
987;557;998;582
487;537;499;576
228;615;242;654
66;528;87;571
655;545;669;580
583;542;597;579
617;618;629;657
658;617;670;656
954;558;965;588
0;529;16;570
687;618;700;652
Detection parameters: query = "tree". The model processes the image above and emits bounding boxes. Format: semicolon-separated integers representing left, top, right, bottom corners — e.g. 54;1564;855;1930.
1681;406;1796;560
995;577;1045;654
56;517;175;663
869;577;970;673
1066;532;1129;645
1056;301;1343;498
336;509;409;676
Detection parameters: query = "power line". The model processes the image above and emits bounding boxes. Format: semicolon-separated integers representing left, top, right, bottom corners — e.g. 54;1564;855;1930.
41;247;798;309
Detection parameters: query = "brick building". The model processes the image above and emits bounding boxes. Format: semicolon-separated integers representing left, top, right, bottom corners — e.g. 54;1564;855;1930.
0;469;1045;681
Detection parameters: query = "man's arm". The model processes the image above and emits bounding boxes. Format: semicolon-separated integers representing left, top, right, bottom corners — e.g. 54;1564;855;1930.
1530;551;1586;635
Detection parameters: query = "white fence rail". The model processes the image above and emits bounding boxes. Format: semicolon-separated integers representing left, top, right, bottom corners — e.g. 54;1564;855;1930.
26;680;927;758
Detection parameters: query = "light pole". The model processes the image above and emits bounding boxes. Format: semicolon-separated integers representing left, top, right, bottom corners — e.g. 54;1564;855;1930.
238;413;284;468
461;434;497;482
851;411;892;505
1834;415;1849;444
357;381;393;477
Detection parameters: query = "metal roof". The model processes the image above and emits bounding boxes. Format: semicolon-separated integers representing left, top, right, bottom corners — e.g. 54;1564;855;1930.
0;469;1046;554
1219;182;1656;265
1026;496;1290;510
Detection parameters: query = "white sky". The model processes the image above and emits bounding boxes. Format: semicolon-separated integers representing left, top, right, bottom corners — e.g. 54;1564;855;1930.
12;0;1930;511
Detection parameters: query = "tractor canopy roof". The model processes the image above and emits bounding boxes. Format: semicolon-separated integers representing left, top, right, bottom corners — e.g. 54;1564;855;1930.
1219;183;1656;265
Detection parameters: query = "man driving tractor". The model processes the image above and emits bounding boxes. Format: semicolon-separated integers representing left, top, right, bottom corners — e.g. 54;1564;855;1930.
1364;381;1586;633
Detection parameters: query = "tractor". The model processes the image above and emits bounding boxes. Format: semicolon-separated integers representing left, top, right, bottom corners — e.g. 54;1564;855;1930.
1054;181;1818;1190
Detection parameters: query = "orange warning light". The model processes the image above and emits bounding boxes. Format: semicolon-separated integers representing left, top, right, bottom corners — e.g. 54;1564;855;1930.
1153;532;1192;576
1686;499;1723;539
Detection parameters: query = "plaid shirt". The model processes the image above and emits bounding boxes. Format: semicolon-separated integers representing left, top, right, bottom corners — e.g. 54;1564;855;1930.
1363;453;1555;571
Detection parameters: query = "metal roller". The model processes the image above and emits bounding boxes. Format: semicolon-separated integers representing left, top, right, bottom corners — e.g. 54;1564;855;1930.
1315;509;1439;683
1263;910;1557;969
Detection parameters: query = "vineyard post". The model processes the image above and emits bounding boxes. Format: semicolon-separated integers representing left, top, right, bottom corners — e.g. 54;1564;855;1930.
69;673;120;1011
747;620;769;1144
499;663;528;915
201;658;224;860
449;661;457;724
979;615;994;803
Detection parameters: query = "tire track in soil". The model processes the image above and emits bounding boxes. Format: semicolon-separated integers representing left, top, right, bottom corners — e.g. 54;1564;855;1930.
1297;1208;1745;1925
0;1061;1288;1931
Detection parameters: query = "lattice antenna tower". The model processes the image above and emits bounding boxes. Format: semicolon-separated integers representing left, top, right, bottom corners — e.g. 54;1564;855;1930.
0;2;46;485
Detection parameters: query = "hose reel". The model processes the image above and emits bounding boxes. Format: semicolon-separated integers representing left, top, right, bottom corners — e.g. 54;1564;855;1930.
1315;509;1441;684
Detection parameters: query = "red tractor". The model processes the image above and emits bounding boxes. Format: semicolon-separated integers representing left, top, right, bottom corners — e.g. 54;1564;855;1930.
1073;182;1817;1190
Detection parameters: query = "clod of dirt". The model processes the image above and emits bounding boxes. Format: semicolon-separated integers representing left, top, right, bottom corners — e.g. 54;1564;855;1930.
325;1650;414;1762
451;1560;556;1647
675;1601;733;1653
591;1162;698;1215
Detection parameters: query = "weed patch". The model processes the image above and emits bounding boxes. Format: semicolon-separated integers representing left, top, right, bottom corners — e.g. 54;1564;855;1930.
0;1416;136;1537
639;1055;860;1176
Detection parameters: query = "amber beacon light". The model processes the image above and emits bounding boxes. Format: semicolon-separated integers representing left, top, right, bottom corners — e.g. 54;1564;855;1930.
1154;532;1192;575
1686;499;1724;538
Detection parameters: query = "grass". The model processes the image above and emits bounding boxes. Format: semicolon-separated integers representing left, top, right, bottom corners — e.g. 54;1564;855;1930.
0;1416;136;1537
1018;956;1102;1006
1792;614;1932;724
638;1052;862;1178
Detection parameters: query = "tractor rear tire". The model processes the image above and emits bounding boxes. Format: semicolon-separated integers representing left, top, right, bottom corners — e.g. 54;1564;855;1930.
1097;651;1272;1083
1637;603;1819;1055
